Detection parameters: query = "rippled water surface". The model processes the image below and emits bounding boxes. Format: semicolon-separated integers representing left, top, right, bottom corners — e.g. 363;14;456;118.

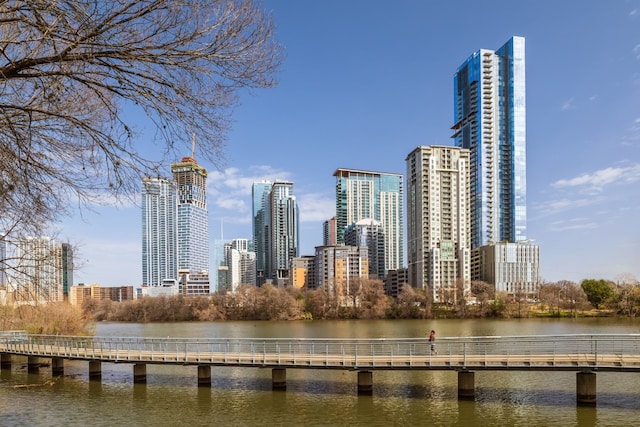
2;318;640;426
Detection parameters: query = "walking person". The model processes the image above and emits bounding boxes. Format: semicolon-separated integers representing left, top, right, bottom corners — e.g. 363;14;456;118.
428;330;437;355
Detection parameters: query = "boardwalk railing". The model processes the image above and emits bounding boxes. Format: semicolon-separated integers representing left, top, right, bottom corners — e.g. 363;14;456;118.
2;333;640;371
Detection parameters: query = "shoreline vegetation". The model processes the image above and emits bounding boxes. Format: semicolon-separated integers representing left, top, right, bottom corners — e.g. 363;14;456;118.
2;278;637;336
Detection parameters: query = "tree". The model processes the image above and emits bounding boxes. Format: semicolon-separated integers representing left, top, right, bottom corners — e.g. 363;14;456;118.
581;279;615;309
0;1;282;267
350;278;389;319
559;280;589;317
613;274;640;317
538;282;559;313
392;285;432;319
470;280;494;317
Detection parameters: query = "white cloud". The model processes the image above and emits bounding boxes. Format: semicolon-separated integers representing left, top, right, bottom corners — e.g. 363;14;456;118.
214;194;247;212
631;8;638;16
297;192;335;222
561;98;575;111
551;164;640;193
207;165;293;211
634;44;640;60
205;165;334;225
549;218;598;232
533;197;598;217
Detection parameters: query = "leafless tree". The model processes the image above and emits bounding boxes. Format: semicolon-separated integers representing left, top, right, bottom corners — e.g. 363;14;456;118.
394;285;431;318
0;1;282;266
538;282;560;313
613;274;640;317
539;280;589;317
470;280;494;316
347;278;388;319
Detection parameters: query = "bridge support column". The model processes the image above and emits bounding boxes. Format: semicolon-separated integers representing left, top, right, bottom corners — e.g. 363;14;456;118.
0;353;11;371
272;368;286;390
89;361;102;381
357;371;373;395
198;365;211;387
576;371;596;406
27;356;40;374
458;370;475;400
133;364;147;384
51;357;64;376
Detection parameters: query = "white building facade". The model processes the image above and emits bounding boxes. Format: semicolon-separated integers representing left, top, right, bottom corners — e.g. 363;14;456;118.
141;177;178;288
406;146;471;303
472;242;540;297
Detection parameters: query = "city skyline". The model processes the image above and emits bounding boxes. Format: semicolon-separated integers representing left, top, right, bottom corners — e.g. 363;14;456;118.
59;1;640;286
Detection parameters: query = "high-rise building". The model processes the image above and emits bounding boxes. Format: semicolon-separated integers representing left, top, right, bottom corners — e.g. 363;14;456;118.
252;181;271;286
141;177;178;288
171;156;209;275
220;238;257;291
314;245;369;295
406;146;471;303
334;168;404;276
344;219;385;279
60;243;73;300
252;180;299;286
268;181;299;286
452;36;526;249
212;237;228;291
323;216;337;246
12;236;71;304
0;235;7;289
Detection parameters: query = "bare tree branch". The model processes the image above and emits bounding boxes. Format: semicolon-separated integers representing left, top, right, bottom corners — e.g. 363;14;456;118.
0;0;282;286
0;0;281;209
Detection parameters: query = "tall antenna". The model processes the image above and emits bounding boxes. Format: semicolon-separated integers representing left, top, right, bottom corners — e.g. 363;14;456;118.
191;132;196;159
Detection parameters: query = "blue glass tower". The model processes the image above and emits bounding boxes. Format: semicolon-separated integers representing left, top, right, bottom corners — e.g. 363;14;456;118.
452;36;527;249
142;177;178;287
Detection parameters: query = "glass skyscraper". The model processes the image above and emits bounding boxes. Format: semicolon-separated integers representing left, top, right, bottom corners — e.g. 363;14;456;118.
252;181;271;286
14;236;71;303
171;156;209;275
252;180;299;285
141;177;178;287
452;36;527;249
334;168;404;275
268;181;299;285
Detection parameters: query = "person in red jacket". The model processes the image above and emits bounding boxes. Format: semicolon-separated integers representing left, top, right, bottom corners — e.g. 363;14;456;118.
428;330;437;355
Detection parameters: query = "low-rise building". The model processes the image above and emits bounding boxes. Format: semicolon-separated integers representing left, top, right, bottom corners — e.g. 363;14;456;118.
69;284;135;306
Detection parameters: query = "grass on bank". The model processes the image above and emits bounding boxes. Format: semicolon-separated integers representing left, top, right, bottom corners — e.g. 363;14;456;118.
0;303;94;335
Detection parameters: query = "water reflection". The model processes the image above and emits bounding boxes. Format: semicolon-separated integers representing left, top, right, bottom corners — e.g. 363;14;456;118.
3;318;640;426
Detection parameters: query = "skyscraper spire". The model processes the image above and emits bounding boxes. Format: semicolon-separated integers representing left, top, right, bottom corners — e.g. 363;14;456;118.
191;131;196;159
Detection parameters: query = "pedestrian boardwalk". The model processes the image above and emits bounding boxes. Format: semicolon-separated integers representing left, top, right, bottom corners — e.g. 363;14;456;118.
2;332;640;372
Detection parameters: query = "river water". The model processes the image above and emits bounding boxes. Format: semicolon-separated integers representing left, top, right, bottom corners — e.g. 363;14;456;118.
2;318;640;426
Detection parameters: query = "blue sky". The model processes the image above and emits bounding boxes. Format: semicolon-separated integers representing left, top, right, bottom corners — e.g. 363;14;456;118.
61;0;640;286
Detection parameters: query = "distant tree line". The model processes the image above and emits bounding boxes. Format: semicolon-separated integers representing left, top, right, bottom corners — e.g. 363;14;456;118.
3;276;639;335
81;276;640;323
